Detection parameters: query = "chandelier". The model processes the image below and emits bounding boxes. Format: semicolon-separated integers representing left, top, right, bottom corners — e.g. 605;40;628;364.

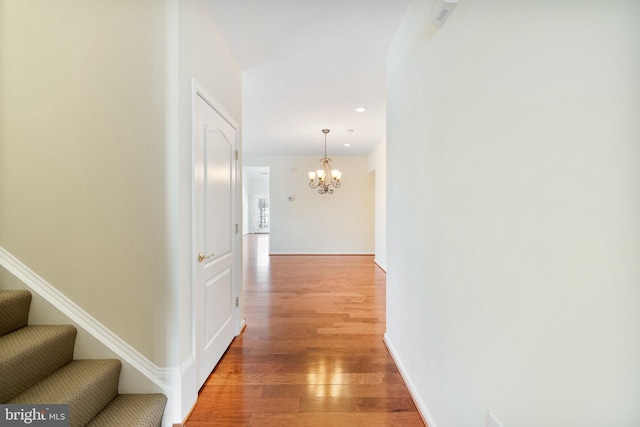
308;129;341;194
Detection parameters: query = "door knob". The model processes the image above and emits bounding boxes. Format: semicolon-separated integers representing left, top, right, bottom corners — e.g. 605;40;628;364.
198;252;215;262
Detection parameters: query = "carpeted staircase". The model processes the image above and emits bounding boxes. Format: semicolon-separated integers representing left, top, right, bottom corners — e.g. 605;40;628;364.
0;289;166;427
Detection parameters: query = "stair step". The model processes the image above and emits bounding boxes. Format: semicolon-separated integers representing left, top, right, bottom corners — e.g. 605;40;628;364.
0;290;32;336
86;394;167;427
8;359;122;427
0;324;76;402
0;288;167;424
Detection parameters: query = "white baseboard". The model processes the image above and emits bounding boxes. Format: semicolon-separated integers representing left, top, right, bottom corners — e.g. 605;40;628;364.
384;333;437;427
0;245;179;426
237;317;246;334
269;252;375;255
374;259;387;272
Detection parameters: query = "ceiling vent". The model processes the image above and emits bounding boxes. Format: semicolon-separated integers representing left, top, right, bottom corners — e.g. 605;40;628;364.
431;0;458;28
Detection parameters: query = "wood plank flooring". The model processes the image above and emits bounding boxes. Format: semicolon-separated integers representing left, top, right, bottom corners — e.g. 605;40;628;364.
184;234;425;426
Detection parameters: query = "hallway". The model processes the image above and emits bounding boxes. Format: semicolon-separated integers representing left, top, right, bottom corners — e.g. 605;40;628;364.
184;234;424;426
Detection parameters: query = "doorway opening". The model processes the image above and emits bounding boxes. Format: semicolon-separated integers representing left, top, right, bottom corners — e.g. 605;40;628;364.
243;167;270;234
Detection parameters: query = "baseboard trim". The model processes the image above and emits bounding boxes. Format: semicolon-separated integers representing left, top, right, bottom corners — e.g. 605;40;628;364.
374;260;386;272
178;399;198;427
0;245;178;425
384;333;437;427
269;252;375;256
238;320;247;335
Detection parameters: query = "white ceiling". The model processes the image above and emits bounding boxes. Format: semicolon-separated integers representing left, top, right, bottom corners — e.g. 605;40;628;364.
202;0;411;157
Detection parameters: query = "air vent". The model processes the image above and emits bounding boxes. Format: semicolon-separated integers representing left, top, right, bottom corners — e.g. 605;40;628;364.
432;0;458;28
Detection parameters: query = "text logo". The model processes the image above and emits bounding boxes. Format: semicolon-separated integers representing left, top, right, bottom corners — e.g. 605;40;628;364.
0;405;69;427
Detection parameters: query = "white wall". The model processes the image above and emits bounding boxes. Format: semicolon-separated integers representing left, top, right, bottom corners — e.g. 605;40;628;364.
368;139;387;271
242;169;250;234
244;155;374;254
385;1;640;427
175;0;242;419
243;167;270;234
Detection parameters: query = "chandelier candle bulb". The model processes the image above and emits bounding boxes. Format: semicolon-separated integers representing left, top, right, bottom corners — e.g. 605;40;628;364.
308;129;342;194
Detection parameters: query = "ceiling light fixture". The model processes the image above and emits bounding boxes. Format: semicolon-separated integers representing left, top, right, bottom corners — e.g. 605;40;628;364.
308;129;341;195
355;106;367;113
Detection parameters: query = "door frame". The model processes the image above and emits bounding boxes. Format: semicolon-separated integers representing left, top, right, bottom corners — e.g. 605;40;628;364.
190;79;244;366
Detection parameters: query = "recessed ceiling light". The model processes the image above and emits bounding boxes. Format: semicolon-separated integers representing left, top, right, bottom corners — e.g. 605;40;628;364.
344;143;351;147
355;107;367;113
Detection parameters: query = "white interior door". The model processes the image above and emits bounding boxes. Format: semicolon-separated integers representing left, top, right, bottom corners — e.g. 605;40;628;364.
194;92;237;388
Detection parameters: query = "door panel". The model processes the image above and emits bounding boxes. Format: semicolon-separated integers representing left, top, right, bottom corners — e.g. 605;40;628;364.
204;128;232;256
204;267;231;346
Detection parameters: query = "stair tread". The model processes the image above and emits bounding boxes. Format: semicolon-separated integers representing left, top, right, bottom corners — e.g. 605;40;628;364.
86;394;167;427
8;359;122;427
0;290;32;336
0;324;76;359
0;325;76;403
0;289;167;425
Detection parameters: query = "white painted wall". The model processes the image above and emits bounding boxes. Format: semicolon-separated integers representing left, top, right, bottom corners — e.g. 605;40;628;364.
368;139;387;271
176;0;242;419
244;155;374;254
385;1;640;427
242;169;250;234
243;167;270;234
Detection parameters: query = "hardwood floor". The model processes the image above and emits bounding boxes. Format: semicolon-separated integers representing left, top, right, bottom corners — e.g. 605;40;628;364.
184;234;425;426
